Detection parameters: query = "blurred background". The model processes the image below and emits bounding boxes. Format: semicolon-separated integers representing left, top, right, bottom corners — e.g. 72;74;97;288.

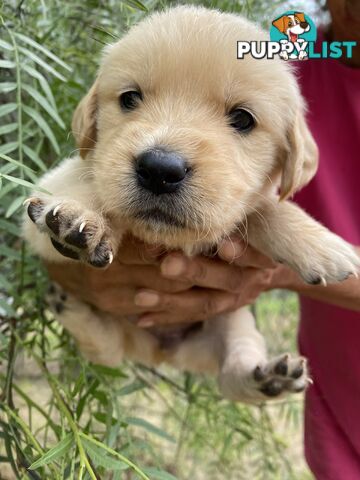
0;1;324;479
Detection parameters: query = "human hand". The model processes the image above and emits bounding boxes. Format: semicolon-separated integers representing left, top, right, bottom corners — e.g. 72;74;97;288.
135;238;279;327
46;235;190;316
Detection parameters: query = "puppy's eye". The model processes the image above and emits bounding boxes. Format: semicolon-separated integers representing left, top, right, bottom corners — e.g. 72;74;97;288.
119;90;142;111
229;108;255;133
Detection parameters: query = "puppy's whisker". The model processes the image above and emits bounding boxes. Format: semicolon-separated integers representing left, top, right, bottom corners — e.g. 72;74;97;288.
68;147;95;157
71;130;98;144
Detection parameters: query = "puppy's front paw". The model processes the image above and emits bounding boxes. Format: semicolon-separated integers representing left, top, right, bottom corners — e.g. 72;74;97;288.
25;197;115;267
286;230;360;286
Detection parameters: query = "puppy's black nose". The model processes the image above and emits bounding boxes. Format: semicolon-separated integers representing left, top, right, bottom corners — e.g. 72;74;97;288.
136;148;188;195
300;21;308;28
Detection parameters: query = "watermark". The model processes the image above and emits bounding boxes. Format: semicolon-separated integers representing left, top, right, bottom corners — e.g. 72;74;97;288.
237;11;356;61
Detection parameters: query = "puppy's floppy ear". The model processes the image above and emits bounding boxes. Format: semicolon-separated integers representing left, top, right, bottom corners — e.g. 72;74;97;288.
295;12;306;23
272;16;287;33
279;110;318;200
72;81;98;158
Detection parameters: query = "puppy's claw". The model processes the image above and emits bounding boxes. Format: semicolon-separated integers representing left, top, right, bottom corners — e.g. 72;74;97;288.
79;221;86;233
320;276;327;287
108;252;114;264
53;204;61;216
23;197;37;207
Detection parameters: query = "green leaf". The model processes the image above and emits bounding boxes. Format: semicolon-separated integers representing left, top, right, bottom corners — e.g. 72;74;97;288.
91;364;126;378
22;83;65;129
82;439;129;471
29;433;74;470
0;173;49;193
93;412;117;426
0;298;16;317
0;83;17;94
0;60;15;69
125;0;148;11
0;163;17;175
0;142;19;156
0;104;17;118
0;153;35;173
22;64;56;107
117;380;146;396
23;145;47;172
18;46;66;82
0;123;17;135
0;244;21;261
22;105;60;154
0;39;14;51
0;273;12;290
6;195;26;218
15;32;72;72
0;179;17;199
125;417;175;443
143;468;178;480
92;390;108;406
0;218;21;236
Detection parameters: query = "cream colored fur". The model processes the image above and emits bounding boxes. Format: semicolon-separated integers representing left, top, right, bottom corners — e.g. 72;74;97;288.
23;7;359;403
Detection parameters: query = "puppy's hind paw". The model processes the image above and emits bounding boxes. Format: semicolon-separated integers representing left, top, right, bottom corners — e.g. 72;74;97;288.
219;353;310;404
254;354;310;398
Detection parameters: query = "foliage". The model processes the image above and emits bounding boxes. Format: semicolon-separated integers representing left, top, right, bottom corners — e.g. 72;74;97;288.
0;1;312;479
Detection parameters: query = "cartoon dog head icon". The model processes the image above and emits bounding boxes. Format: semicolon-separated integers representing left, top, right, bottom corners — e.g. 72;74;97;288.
272;12;310;43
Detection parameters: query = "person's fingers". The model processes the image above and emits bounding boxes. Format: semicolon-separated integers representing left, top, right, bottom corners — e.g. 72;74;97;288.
46;261;87;293
90;286;147;315
128;264;192;293
116;234;165;265
160;253;268;293
218;238;276;269
134;288;238;326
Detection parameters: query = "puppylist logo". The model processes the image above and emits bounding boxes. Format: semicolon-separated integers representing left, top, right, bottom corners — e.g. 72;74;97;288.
237;10;357;61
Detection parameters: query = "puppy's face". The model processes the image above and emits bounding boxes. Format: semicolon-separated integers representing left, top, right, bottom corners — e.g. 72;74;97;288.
73;7;317;251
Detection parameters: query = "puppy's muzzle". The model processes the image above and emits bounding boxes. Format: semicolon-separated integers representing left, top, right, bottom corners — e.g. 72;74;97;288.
135;147;189;195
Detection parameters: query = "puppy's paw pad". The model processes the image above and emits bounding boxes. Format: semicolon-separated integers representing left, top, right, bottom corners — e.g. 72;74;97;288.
51;238;80;260
25;197;45;224
45;206;63;235
45;202;84;238
64;226;88;249
254;354;309;399
89;240;113;268
46;282;69;315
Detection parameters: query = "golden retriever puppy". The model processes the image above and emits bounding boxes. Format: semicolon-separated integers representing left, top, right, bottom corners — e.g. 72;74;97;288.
23;6;359;402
